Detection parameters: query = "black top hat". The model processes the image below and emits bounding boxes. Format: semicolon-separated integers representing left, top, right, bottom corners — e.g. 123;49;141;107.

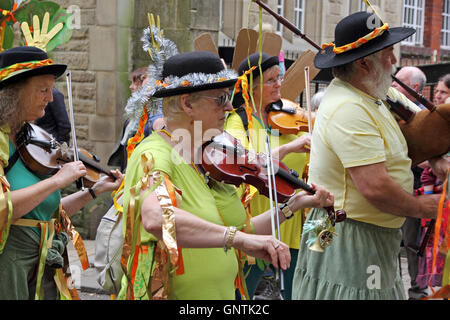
0;46;67;90
314;12;415;69
232;52;279;108
152;51;237;98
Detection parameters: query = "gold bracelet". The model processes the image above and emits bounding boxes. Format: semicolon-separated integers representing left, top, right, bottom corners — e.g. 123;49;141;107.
224;226;237;253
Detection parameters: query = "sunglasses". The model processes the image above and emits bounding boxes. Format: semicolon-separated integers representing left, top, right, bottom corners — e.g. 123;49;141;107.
198;92;231;107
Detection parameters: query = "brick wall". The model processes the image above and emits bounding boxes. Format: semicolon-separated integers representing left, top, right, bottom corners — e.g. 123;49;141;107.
423;0;443;60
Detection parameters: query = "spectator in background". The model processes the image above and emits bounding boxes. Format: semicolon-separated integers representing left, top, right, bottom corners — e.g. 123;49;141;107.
34;87;71;144
108;67;149;172
433;73;450;105
392;66;427;110
392;65;429;299
310;89;326;113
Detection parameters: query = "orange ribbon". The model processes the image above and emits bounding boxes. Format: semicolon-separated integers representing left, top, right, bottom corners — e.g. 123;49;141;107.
321;23;389;54
1;4;18;24
428;170;449;294
0;59;53;81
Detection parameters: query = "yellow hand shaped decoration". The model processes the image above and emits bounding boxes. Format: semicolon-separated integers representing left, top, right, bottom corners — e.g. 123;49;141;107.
21;12;63;52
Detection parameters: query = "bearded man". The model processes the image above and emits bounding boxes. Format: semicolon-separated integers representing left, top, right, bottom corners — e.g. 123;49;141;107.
292;12;448;300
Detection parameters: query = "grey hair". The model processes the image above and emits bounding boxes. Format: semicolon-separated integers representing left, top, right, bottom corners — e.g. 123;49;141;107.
332;61;357;82
332;51;383;82
399;66;427;92
410;68;427;92
162;92;202;123
310;90;326;111
0;85;21;129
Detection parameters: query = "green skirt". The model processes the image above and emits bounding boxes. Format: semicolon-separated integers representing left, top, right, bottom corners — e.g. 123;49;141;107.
0;225;57;300
292;208;406;300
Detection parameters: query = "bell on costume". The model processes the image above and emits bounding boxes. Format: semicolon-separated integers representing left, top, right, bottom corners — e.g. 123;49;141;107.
308;230;336;252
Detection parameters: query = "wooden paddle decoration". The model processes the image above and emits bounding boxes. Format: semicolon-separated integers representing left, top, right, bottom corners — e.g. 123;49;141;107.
281;50;319;101
232;28;258;71
258;32;282;57
194;33;219;56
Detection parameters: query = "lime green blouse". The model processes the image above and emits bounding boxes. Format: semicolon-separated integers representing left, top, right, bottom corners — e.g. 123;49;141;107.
119;133;247;300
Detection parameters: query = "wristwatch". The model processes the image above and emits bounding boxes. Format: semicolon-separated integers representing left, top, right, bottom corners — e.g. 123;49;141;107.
279;202;294;220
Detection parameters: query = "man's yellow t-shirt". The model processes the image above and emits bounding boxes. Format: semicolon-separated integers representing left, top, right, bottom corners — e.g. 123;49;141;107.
309;78;420;228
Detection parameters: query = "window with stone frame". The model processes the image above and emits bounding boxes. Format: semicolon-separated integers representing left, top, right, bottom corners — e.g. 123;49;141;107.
358;0;367;11
276;0;284;35
402;0;425;46
294;0;305;32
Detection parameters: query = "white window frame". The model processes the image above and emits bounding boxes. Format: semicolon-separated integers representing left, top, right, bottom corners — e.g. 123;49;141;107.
442;0;450;49
276;0;285;35
358;0;367;11
294;0;305;32
402;0;425;46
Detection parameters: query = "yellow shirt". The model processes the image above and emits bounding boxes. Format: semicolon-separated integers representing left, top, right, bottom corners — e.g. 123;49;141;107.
225;110;308;249
309;78;420;228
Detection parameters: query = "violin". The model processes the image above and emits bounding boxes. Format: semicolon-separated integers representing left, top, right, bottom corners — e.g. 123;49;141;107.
15;123;115;188
201;132;346;224
267;99;315;135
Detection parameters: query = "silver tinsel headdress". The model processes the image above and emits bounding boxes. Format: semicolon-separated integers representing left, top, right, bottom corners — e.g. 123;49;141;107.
124;23;178;123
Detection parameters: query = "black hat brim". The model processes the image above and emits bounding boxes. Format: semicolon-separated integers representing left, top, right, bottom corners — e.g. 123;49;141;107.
152;78;237;98
314;27;415;69
0;64;67;90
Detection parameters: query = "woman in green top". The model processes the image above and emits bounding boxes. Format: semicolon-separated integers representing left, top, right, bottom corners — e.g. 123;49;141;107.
0;46;123;299
225;52;312;300
117;51;334;300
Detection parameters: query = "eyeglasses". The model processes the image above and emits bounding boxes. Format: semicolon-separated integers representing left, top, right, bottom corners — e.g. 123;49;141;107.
263;75;283;86
198;92;231;107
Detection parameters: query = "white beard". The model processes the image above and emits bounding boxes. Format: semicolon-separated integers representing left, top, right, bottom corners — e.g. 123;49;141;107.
362;58;395;100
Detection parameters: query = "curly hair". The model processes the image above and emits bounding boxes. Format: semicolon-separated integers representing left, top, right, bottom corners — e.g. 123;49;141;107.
0;85;21;129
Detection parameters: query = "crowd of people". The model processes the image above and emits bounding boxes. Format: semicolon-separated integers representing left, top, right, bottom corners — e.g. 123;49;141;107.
0;9;448;301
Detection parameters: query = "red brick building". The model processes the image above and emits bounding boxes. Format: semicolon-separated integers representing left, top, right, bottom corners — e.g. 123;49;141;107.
400;0;450;65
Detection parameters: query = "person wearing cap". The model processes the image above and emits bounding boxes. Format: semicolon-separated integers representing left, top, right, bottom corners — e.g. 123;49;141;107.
116;51;333;300
224;52;314;300
291;11;447;300
0;46;123;299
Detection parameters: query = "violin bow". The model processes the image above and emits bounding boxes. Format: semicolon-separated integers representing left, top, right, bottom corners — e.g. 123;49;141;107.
264;134;285;292
304;66;313;134
66;71;84;190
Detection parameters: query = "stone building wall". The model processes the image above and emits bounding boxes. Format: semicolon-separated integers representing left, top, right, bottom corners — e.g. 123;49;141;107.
50;0;131;165
46;0;221;168
220;0;402;59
